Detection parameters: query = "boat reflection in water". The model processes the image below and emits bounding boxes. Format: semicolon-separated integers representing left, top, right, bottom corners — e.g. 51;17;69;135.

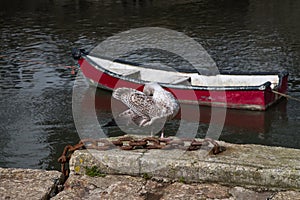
181;99;287;134
77;87;288;140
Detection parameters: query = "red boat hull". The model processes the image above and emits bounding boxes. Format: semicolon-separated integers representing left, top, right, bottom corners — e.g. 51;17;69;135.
78;57;288;111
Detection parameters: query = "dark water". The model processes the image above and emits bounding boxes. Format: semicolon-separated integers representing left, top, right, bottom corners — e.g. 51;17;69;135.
1;0;300;170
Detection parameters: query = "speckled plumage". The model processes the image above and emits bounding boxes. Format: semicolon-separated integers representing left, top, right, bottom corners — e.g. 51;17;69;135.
112;82;180;136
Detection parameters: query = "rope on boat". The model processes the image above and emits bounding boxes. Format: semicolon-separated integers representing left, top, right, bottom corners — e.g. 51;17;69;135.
272;90;300;103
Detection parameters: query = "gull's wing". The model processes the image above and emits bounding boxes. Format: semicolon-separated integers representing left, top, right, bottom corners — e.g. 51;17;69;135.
112;87;158;119
118;109;150;127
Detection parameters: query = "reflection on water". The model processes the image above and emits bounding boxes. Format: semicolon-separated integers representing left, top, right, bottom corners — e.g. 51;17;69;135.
0;0;300;170
91;88;294;147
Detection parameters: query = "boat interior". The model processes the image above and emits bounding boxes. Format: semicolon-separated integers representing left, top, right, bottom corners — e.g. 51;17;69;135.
88;55;280;89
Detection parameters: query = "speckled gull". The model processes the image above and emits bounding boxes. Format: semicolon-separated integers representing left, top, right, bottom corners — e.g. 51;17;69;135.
112;82;180;138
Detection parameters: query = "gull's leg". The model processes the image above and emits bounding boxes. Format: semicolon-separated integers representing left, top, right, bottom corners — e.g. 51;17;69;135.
160;127;165;139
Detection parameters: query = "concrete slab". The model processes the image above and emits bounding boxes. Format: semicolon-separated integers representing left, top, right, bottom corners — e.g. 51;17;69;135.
69;138;300;190
0;167;64;200
52;173;300;200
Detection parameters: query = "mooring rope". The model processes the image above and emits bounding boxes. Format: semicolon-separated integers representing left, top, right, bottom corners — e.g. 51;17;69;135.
272;90;300;103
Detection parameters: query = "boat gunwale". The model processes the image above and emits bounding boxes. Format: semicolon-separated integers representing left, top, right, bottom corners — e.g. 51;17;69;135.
83;55;288;92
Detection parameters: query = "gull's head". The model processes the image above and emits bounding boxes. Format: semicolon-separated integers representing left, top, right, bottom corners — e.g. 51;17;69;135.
143;82;162;96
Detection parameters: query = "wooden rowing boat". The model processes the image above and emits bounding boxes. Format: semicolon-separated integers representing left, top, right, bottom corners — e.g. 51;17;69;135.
72;49;288;111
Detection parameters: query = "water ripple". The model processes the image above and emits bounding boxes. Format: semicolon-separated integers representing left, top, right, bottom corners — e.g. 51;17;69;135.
1;0;300;170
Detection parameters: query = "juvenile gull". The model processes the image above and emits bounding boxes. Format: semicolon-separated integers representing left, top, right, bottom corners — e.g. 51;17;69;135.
112;82;180;138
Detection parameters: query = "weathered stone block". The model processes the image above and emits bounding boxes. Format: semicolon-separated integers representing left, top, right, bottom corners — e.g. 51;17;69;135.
0;167;63;200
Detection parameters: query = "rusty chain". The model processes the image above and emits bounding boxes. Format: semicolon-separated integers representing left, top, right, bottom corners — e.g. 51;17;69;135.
58;136;225;177
57;142;85;177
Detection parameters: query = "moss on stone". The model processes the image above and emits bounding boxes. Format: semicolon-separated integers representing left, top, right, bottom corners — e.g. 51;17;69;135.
85;166;106;177
179;177;186;184
142;173;152;180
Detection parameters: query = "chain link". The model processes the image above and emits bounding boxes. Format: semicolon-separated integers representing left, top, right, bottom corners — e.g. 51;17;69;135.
58;136;226;177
